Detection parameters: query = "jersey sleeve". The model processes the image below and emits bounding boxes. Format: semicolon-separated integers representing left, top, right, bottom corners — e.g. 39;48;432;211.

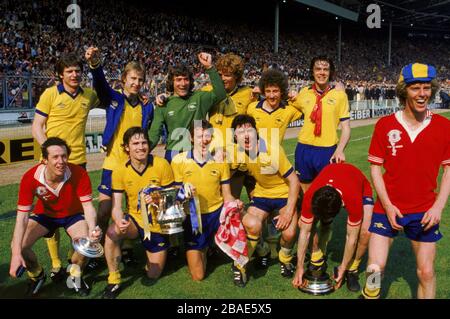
90;90;101;109
278;147;294;178
300;191;314;224
220;162;231;184
160;159;175;187
111;166;125;193
17;171;35;213
442;120;450;166
338;91;350;121
170;155;184;186
199;68;227;113
76;168;93;202
368;120;385;165
35;88;53;117
362;176;374;205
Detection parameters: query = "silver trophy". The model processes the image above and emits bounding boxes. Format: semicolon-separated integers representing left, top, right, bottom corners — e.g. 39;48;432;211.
148;187;187;235
298;262;334;295
72;227;104;258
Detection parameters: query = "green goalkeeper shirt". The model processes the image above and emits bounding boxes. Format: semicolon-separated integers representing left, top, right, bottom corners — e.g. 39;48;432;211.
148;67;226;152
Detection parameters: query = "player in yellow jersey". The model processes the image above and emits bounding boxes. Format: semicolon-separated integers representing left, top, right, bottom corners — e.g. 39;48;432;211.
102;127;174;299
291;56;351;270
292;56;350;193
230;115;301;287
171;120;242;281
31;53;101;282
86;46;154;266
246;68;302;269
247;68;302;146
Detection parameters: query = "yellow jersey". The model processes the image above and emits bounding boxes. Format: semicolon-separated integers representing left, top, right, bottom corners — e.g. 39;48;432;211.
171;151;231;214
203;85;254;150
230;141;294;199
103;98;143;170
35;84;100;164
246;100;302;145
292;86;349;147
111;155;174;233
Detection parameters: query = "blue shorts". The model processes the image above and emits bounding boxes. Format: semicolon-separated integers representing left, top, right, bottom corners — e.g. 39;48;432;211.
29;213;85;238
129;215;170;253
295;142;337;183
98;169;113;197
249;197;287;213
183;206;221;251
369;212;443;243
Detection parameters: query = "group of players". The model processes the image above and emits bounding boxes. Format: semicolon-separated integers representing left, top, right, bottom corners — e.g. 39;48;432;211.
8;46;450;300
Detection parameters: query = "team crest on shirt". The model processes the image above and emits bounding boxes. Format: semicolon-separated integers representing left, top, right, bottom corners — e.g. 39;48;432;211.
327;98;336;105
57;103;66;109
387;129;403;156
36;186;51;201
81;101;88;109
168;111;175;117
185;170;193;177
275;117;284;125
210;169;219;176
111;100;119;109
187;103;197;111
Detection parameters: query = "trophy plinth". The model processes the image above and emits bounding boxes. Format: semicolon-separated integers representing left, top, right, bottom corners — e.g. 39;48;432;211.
72;237;104;258
298;264;334;295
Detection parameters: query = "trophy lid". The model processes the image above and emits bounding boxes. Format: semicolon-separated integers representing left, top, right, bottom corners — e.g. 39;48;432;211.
72;237;104;258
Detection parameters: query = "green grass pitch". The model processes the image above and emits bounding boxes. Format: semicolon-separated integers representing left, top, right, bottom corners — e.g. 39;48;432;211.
0;114;449;299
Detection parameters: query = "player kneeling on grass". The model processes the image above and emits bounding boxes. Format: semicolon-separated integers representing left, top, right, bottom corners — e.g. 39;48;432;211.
103;127;174;299
362;63;450;299
9;137;101;297
291;163;374;292
171;120;242;281
230;114;301;287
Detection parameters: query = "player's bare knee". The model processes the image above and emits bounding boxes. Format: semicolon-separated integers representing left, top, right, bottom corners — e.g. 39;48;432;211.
417;266;435;283
243;214;261;235
106;226;122;243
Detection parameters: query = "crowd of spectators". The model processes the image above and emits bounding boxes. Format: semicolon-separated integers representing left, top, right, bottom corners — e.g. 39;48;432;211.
1;0;449;109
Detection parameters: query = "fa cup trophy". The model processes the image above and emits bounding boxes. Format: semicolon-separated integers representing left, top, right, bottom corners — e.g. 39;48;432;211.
143;187;187;235
72;226;104;258
298;262;335;295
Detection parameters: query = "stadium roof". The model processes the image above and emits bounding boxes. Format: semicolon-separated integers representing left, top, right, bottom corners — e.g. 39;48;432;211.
323;0;450;32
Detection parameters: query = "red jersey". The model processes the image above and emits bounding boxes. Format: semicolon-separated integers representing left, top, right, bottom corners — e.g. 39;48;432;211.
17;163;92;218
300;163;373;226
368;111;450;214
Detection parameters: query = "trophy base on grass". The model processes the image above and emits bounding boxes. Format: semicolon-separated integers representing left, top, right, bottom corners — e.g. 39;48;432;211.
298;267;334;295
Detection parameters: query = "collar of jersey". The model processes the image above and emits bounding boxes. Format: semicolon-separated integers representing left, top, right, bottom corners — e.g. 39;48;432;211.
57;83;83;99
34;163;71;197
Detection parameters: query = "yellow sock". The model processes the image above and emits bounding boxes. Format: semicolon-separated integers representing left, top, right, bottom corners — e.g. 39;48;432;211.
311;249;324;266
69;264;82;278
46;231;62;270
348;258;361;272
278;247;293;264
108;271;121;285
27;265;43;279
247;234;260;260
362;284;381;299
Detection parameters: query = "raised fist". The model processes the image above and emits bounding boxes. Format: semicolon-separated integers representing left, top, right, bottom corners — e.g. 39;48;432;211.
85;46;101;66
197;52;212;70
